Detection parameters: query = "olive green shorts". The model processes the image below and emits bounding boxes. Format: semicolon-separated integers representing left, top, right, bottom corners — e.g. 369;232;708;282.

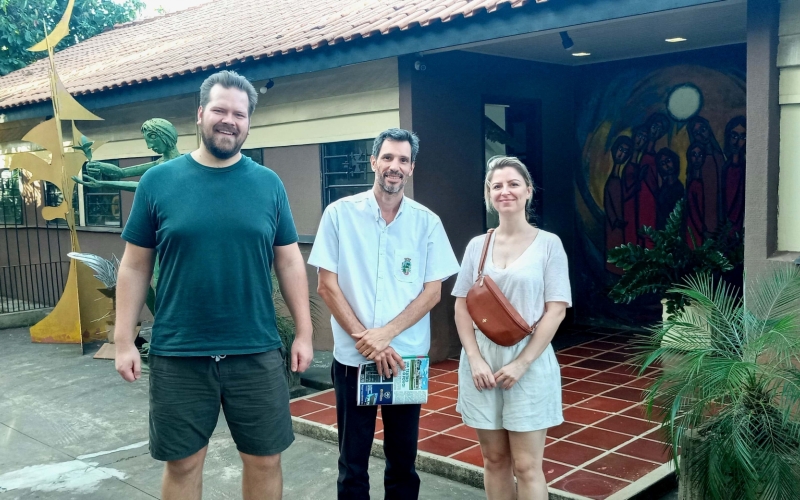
148;349;294;461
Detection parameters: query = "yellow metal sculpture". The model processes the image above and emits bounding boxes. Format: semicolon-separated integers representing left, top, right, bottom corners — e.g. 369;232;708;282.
9;0;112;347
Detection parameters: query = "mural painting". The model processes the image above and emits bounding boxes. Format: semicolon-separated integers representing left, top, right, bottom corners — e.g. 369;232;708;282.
575;47;746;324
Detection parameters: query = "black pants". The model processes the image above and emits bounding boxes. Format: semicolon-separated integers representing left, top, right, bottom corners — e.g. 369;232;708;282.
332;359;421;500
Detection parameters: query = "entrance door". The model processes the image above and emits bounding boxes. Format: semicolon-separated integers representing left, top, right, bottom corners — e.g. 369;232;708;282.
482;99;543;230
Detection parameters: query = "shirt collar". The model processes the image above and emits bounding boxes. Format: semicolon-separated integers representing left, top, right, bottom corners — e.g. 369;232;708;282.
367;188;406;223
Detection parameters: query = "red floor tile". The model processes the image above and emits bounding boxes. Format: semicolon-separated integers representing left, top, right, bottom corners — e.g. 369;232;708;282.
438;404;460;417
617;438;674;464
451;444;483;467
444;424;479;442
375;430;383;440
561;346;604;358
574;359;620;371
562;390;593;405
543;460;572;483
423;395;459;411
431;359;459;371
581;341;624;350
585;452;661;481
557;353;584;365
418;433;475;456
562;376;577;385
551;469;629;499
307;390;337;406
428;380;455;394
430;371;459;384
564;406;613;425
290;399;328;417
594;415;658;436
586;371;638;386
375;418;384;432
624;377;654;389
593;351;631;363
436;386;458;399
621;405;663;421
565;427;632;450
417;428;437;440
429;368;449;377
561;366;600;380
603;387;645;403
608;364;639;376
547;421;582;439
544;440;605;466
562;380;615;396
419;412;462;432
577;396;637;414
303;407;338;426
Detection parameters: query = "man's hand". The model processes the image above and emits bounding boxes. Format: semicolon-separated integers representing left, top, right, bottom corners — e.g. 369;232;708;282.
115;342;142;382
373;347;405;378
290;336;314;373
355;326;395;360
493;359;530;390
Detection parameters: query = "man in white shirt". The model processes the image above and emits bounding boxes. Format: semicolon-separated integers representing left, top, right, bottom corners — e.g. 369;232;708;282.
308;128;460;500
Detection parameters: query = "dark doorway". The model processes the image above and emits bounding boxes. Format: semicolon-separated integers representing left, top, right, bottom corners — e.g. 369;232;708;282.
482;98;543;230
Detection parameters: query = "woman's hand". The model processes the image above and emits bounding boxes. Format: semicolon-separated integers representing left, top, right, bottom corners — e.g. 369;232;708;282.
467;353;496;391
494;359;530;390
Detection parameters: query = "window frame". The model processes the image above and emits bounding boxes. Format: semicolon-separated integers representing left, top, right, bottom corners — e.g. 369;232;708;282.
320;139;375;209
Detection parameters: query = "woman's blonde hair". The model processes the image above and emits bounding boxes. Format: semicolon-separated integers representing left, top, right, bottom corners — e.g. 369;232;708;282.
484;155;535;215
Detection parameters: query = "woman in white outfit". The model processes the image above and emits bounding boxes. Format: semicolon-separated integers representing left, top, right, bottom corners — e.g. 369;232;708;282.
451;156;572;500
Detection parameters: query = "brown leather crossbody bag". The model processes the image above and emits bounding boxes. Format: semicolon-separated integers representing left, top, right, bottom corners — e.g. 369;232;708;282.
465;229;536;347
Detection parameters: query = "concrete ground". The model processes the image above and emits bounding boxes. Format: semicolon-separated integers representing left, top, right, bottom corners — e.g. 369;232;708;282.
0;328;484;500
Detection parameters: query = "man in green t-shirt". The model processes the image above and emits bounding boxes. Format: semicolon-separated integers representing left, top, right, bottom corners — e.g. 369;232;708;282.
115;70;313;500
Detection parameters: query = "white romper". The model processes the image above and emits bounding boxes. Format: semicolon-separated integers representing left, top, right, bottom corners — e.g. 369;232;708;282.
451;230;572;432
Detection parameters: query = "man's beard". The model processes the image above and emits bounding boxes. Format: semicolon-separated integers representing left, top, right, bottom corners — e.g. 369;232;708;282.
377;170;405;194
200;123;246;160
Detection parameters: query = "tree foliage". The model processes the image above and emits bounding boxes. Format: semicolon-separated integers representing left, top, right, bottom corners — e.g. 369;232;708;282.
607;200;743;314
0;0;144;76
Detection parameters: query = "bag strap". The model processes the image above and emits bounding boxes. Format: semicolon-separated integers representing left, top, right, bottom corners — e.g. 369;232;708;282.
476;229;495;278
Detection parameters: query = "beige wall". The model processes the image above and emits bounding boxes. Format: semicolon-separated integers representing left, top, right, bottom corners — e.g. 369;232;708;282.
262;145;322;236
778;0;800;251
14;58;401;161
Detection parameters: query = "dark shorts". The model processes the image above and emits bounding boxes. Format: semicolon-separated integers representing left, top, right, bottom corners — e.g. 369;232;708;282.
148;349;294;462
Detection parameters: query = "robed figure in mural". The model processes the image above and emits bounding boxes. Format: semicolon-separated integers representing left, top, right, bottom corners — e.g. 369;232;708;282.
637;113;670;248
687;115;725;235
72;118;180;191
604;136;633;274
686;143;707;248
621;125;649;245
722;116;746;234
655;148;684;230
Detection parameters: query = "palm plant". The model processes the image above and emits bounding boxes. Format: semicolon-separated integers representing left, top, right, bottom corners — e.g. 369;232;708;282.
636;266;800;499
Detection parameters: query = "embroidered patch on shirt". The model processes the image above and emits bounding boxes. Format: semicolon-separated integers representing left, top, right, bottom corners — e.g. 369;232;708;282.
401;258;412;276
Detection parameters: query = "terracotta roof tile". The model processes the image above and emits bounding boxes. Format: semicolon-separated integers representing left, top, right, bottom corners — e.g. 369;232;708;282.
0;0;532;111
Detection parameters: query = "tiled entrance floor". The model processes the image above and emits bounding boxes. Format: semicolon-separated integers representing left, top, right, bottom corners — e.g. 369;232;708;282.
290;329;671;500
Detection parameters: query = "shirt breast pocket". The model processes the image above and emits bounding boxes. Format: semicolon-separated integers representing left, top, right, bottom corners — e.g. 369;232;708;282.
393;249;421;283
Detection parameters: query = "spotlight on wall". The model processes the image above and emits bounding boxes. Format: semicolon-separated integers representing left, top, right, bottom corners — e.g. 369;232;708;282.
259;79;275;94
560;31;574;51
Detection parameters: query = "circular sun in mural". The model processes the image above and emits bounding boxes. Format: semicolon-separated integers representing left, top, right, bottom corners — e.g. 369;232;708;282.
666;83;703;121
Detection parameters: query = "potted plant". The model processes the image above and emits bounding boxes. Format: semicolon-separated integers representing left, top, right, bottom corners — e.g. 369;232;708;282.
635;267;800;500
607;200;742;316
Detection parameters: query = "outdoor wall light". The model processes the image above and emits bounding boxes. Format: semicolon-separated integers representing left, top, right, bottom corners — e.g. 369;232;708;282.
572;52;591;57
560;31;574;51
665;37;687;43
414;60;426;71
258;79;275;94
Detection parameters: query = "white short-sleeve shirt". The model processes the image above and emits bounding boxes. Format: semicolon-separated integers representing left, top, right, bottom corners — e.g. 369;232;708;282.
308;190;461;367
451;230;573;325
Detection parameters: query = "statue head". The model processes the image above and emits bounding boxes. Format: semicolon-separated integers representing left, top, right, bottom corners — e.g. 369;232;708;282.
141;118;178;155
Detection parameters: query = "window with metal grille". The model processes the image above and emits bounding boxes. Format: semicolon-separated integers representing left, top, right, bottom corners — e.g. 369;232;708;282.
81;160;121;227
321;139;374;208
0;169;23;226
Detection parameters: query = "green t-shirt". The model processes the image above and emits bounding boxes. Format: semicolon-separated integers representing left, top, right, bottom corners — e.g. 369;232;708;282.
122;153;298;356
